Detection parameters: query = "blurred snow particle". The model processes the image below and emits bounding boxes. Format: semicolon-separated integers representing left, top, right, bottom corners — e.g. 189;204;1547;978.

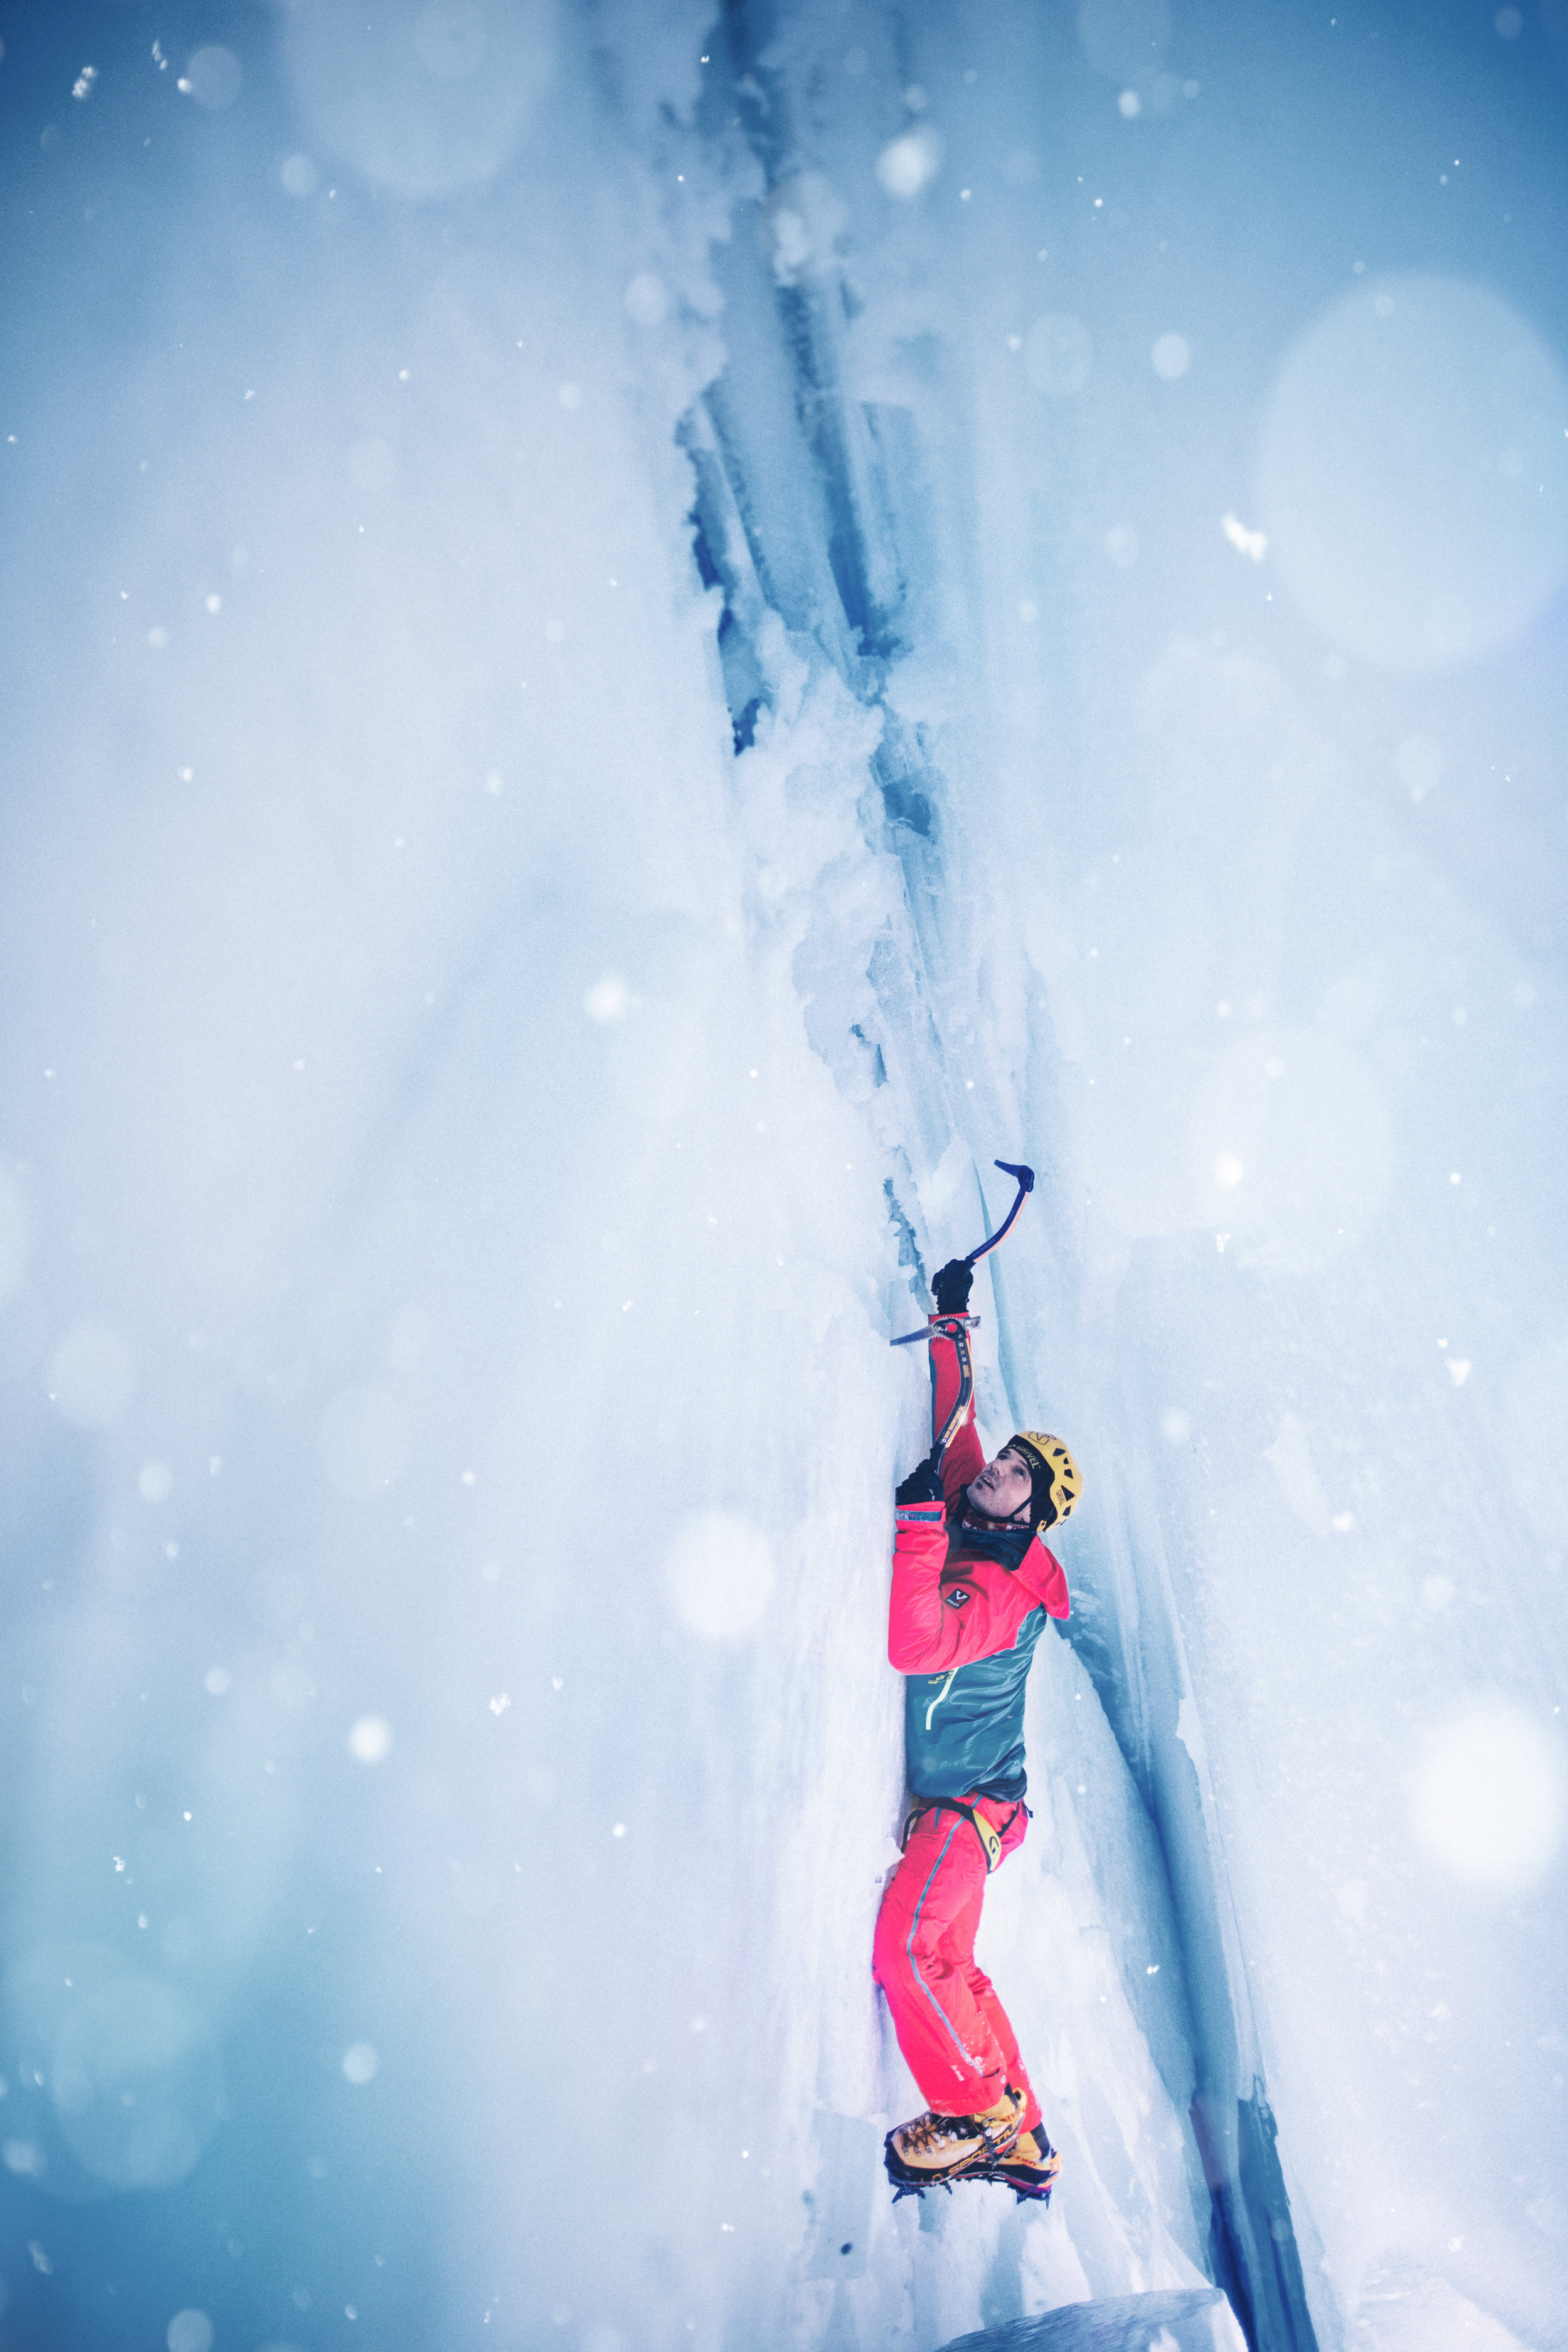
1422;1575;1456;1611
1024;313;1093;396
1394;734;1443;802
489;1692;510;1715
1212;1152;1245;1190
204;593;222;613
584;972;631;1022
765;174;849;285
1018;598;1039;623
347;1716;393;1764
319;1387;408;1499
623;272;669;327
1412;1700;1565;1888
1259;274;1568;670
341;2042;379;2085
1078;0;1171;82
280;152;319;197
346;438;395;493
1151;331;1190;379
544;617;566;643
185;46;241;110
204;1667;231;1696
167;2313;214;2352
53;1979;221;2190
280;0;554;199
558;381;581;410
148;627;169;649
1446;1357;1472;1386
1118;89;1141;117
876;125;943;199
1221;512;1268;562
48;1322;135;1428
1104;526;1139;568
1160;1408;1191;1443
0;1165;28;1302
139;1461;172;1503
4;2139;43;2175
73;66;98;102
666;1510;776;1641
1495;4;1522;31
484;769;504;797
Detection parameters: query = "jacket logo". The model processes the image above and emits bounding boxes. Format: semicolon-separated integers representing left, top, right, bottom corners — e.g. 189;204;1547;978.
943;1586;970;1609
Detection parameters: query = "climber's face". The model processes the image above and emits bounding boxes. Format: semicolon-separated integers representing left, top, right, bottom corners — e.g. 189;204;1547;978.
966;1445;1033;1524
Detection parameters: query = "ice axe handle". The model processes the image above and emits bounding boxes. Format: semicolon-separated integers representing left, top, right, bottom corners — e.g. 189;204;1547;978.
964;1160;1034;1266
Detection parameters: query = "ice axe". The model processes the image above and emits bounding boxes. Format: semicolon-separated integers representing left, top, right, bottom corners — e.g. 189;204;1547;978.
890;1158;1036;1459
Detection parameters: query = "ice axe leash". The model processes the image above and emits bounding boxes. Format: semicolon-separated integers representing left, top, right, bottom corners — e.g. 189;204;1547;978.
889;1158;1036;1462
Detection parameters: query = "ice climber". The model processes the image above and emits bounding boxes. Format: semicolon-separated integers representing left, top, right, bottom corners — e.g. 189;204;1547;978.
874;1254;1081;2201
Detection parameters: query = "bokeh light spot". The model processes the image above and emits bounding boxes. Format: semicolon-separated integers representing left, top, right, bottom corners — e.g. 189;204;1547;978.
1412;1701;1565;1888
342;2042;379;2084
585;973;631;1022
52;1979;223;2191
167;2313;215;2352
1259;274;1568;670
875;127;943;199
282;0;555;199
185;48;241;111
666;1512;776;1641
280;152;319;198
347;1716;393;1764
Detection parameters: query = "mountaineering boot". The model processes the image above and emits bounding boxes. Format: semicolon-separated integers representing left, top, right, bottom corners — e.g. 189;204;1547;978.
883;2088;1023;2195
984;2119;1062;2204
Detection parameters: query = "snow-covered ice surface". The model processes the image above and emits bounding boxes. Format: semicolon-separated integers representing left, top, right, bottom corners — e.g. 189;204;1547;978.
0;4;1565;2350
936;2286;1244;2352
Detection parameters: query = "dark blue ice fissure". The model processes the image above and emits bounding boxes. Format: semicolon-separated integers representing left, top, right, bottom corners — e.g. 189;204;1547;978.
682;13;1319;2348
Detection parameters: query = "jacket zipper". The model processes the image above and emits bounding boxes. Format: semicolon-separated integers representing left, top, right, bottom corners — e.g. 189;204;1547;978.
924;1668;958;1731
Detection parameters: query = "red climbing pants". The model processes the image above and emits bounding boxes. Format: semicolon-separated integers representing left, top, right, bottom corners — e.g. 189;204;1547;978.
872;1796;1040;2127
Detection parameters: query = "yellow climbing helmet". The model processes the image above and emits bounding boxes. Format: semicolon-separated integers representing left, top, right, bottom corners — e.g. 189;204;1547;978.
1007;1431;1083;1531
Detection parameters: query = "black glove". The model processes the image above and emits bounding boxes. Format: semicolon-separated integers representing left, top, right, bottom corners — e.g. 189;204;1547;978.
931;1258;974;1315
896;1451;945;1507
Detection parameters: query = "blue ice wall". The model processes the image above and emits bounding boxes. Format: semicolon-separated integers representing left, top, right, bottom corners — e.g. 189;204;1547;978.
0;6;1565;2351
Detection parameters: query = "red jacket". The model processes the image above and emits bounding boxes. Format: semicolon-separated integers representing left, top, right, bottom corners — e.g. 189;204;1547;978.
889;1321;1069;1802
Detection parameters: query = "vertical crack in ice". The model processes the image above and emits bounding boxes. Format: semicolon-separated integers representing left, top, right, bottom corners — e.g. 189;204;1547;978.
672;11;1320;2346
